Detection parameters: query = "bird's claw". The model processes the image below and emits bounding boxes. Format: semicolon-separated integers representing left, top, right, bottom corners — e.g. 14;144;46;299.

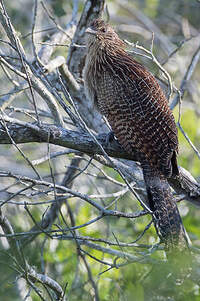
98;131;119;148
105;131;116;145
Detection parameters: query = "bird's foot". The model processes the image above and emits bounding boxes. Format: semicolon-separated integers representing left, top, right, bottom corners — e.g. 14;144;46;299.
98;131;120;148
105;131;116;145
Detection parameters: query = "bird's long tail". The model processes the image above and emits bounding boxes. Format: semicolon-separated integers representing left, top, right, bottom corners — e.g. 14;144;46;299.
141;162;188;250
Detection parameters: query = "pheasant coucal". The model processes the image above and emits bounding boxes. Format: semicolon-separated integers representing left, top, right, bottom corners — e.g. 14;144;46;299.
84;18;187;249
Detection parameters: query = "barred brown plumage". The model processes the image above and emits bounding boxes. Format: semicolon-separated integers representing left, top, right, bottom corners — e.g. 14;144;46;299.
84;18;187;249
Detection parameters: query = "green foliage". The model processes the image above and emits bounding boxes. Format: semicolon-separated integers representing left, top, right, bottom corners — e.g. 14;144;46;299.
176;109;200;176
51;0;66;17
144;0;159;18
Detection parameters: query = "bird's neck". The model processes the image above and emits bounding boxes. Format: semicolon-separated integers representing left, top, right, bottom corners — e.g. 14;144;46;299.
86;42;127;76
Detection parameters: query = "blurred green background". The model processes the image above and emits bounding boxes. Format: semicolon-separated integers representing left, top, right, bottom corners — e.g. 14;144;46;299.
0;0;200;300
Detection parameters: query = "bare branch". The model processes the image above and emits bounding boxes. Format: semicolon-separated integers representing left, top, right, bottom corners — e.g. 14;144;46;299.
0;116;199;205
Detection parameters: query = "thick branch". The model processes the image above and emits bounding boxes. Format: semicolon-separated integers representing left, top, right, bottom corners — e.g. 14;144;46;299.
0;118;199;205
0;118;137;160
67;0;105;76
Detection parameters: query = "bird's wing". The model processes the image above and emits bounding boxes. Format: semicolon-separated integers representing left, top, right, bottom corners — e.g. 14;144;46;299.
96;68;178;176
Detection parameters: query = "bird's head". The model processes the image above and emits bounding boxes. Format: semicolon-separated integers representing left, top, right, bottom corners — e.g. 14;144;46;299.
85;19;125;50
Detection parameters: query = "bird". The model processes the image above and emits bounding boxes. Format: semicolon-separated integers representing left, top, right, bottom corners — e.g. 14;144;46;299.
84;18;187;249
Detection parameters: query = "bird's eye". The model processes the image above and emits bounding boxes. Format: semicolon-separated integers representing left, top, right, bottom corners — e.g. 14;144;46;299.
101;27;107;33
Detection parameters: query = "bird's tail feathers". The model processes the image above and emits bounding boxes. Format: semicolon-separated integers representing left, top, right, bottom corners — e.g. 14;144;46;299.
142;162;187;249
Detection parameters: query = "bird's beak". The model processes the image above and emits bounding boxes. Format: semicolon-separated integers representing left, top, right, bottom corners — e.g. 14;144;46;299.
85;27;97;35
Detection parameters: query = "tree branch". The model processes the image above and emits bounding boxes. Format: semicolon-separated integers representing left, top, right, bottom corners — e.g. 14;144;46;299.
0;117;199;205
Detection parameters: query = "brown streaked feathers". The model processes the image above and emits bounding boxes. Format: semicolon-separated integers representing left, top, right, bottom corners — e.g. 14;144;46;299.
84;18;179;179
84;19;187;248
